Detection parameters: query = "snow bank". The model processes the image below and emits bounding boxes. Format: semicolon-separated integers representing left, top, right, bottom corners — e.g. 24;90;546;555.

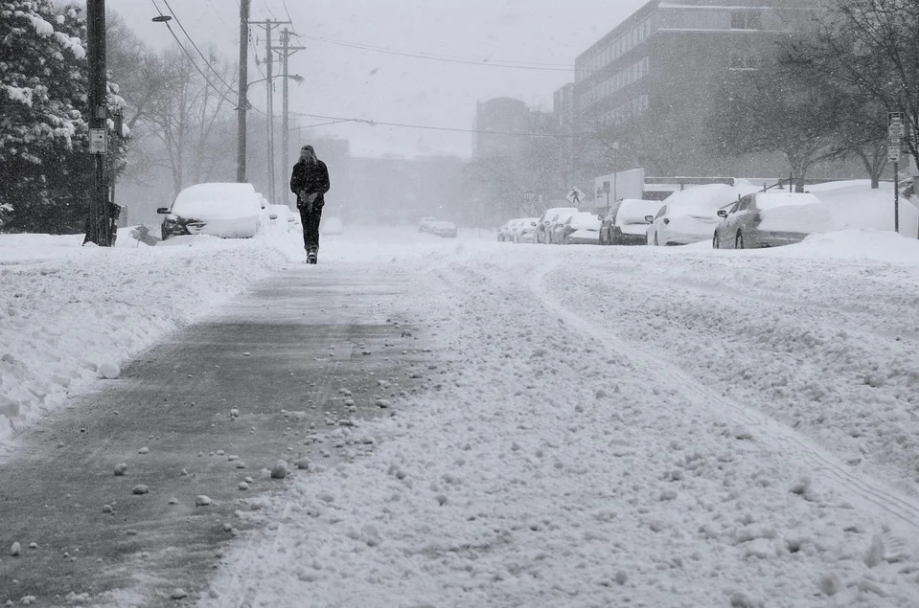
0;231;291;451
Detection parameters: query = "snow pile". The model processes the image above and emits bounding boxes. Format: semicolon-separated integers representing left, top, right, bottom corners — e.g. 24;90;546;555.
0;230;290;450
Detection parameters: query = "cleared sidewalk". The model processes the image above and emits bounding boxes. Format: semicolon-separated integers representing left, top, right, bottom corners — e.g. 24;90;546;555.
0;262;436;607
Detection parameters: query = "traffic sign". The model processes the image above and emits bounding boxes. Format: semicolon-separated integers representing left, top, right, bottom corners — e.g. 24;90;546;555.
888;145;901;163
566;186;585;207
888;112;904;162
89;129;107;154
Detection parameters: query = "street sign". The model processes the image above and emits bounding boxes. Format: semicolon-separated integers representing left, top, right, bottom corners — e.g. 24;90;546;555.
888;112;904;162
888;111;904;136
89;128;107;154
888;144;901;163
566;186;585;207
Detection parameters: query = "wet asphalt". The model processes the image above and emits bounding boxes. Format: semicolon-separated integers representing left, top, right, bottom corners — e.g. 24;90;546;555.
0;263;437;607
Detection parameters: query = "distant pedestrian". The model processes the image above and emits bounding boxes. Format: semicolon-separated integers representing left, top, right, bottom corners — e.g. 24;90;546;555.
290;144;330;264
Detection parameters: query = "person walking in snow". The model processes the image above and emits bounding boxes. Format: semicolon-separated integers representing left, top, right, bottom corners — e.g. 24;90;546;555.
290;144;330;264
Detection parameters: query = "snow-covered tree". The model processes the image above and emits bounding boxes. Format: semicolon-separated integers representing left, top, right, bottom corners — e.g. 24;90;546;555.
0;0;127;233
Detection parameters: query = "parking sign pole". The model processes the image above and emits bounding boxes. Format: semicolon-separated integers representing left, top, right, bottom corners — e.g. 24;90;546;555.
889;112;904;234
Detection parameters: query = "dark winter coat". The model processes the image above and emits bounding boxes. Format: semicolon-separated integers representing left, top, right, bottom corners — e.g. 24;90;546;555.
290;159;330;209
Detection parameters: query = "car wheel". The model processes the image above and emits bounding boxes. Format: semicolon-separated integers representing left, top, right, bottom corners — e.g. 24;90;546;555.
735;231;744;249
713;233;720;249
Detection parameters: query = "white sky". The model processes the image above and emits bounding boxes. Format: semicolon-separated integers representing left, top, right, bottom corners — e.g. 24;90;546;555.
108;0;649;158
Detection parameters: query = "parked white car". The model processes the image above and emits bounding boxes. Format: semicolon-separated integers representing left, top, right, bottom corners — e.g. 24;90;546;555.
429;220;458;238
158;182;263;240
713;192;829;249
536;207;578;244
646;184;756;246
514;217;539;243
266;204;298;232
608;199;663;246
560;212;602;244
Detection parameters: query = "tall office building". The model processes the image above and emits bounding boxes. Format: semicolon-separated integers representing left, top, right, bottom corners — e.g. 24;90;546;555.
573;0;819;176
472;97;531;159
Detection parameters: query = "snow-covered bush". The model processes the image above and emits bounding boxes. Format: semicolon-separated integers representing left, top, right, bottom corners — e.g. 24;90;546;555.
0;0;127;233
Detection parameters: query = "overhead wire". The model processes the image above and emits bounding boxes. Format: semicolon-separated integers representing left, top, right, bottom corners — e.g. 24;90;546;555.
161;0;240;94
150;0;267;116
149;0;239;106
288;111;595;140
300;34;575;72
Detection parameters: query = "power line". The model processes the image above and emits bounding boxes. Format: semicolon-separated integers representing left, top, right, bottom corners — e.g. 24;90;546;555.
206;0;229;28
149;0;267;116
302;34;575;72
263;0;279;21
149;0;239;108
288;111;594;139
161;0;239;94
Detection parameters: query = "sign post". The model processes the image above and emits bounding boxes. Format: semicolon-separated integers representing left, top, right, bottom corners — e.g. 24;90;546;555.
889;111;904;234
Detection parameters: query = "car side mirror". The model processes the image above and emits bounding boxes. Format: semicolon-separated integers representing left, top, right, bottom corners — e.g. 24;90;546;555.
156;207;170;214
717;209;728;218
644;215;654;223
663;218;670;225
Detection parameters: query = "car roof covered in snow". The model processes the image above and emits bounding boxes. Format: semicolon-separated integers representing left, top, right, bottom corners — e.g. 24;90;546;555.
172;183;261;219
615;199;664;225
663;183;756;216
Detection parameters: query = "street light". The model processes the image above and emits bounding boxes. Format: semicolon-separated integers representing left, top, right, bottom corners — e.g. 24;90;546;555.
247;74;304;88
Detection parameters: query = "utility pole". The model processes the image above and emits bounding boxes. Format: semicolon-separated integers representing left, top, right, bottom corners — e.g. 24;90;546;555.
85;0;112;246
265;24;275;204
249;19;290;204
236;0;250;183
277;28;305;207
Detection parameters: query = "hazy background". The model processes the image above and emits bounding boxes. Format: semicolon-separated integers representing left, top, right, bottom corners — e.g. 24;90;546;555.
111;0;647;158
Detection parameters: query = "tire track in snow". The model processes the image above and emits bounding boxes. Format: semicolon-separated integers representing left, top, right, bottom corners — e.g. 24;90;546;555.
529;259;919;535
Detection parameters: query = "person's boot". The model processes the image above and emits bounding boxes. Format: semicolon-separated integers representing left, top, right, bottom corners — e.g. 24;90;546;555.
307;248;318;264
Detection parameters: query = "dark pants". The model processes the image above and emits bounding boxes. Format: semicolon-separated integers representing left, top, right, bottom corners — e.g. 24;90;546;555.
299;205;323;252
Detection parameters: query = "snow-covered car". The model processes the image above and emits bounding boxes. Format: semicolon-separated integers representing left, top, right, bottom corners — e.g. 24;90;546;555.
645;184;756;246
536;207;578;244
608;199;663;246
514;218;539;243
560;212;602;244
498;220;517;242
418;216;437;233
321;216;344;235
598;200;624;245
157;183;262;240
549;210;578;244
429;220;458;238
266;204;298;232
713;192;830;249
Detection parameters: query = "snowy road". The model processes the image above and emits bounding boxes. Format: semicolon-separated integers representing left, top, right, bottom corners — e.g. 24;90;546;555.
194;231;919;608
3;227;919;607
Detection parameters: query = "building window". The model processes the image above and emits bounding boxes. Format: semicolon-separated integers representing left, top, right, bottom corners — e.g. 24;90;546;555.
731;10;762;30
